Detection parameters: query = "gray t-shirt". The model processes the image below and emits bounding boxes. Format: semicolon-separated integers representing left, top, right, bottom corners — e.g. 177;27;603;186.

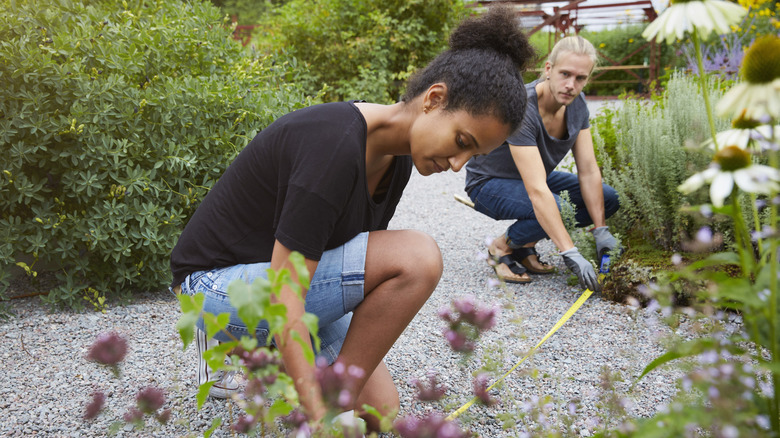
465;79;590;193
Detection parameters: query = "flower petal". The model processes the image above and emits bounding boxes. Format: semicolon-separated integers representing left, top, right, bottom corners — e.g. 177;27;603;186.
710;172;734;207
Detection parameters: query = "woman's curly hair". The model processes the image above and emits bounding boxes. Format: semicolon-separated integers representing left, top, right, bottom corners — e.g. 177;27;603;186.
402;7;537;132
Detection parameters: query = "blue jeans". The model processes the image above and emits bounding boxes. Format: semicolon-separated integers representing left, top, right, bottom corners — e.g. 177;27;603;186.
176;232;369;365
468;172;620;247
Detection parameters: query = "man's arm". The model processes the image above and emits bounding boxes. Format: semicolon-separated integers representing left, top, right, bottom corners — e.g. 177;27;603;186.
570;128;606;228
270;240;326;422
509;145;575;251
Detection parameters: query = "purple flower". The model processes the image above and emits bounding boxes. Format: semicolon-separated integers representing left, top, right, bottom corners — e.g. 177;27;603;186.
232;414;256;433
471;307;497;331
123;407;143;423
453;295;476;316
444;329;474;353
437;306;453;322
87;332;128;366
696;226;713;244
473;373;497;406
156;408;171;424
316;359;364;410
83;391;105;420
244;377;266;402
281;409;308;429
394;413;469;438
237;347;279;373
411;371;447;402
135;386;165;414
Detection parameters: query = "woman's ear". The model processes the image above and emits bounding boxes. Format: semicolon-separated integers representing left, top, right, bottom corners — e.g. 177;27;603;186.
422;83;448;113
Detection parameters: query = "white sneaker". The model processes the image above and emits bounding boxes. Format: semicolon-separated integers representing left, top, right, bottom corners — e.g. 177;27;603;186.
196;328;239;399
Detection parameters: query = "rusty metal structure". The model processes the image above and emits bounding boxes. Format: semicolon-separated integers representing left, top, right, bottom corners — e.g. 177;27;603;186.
468;0;661;93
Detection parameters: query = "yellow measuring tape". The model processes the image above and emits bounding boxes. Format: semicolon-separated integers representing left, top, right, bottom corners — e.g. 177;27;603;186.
445;287;595;421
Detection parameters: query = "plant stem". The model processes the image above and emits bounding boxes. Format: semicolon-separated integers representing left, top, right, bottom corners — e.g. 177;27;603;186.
693;29;719;152
750;193;764;253
768;135;779;435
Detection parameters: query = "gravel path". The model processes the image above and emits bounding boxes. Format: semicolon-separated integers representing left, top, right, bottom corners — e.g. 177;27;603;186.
0;168;684;437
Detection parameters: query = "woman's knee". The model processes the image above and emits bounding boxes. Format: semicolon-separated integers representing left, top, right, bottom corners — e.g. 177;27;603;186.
365;230;443;291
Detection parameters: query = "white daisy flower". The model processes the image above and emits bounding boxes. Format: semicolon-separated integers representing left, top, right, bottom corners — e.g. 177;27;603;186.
702;125;779;150
679;146;780;207
716;35;780;121
716;80;780;121
642;0;746;45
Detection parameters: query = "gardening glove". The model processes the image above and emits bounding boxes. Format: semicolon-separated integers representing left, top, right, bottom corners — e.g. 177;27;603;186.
591;226;618;260
560;247;601;292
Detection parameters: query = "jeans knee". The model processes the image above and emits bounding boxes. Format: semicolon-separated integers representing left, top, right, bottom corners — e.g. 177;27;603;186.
604;186;620;218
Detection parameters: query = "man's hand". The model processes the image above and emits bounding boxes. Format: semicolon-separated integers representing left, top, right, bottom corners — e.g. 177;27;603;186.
560;247;601;292
591;226;618;260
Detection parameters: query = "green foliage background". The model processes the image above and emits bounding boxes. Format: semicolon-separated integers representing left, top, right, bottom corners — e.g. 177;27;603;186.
0;0;316;308
252;0;468;103
592;72;729;250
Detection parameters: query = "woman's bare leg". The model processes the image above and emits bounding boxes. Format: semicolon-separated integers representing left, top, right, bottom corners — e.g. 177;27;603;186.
336;229;442;431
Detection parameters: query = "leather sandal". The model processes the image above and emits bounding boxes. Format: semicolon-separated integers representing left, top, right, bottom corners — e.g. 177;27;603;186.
510;246;556;275
488;250;532;284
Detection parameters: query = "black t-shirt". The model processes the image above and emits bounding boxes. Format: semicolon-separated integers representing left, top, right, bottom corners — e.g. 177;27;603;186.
170;101;412;287
465;79;590;193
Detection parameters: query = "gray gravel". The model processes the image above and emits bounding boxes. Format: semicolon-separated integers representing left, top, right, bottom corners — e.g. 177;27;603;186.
0;168;686;437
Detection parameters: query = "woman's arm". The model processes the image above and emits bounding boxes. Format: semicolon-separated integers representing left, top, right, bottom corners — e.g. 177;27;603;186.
509;145;575;251
270;240;326;422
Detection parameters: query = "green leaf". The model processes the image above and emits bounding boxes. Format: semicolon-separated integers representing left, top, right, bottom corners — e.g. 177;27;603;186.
203;312;230;339
289;251;310;289
176;293;204;350
197;382;215;410
636;338;719;383
203;416;222;438
291;330;315;364
267;398;294;420
302;312;320;352
228;278;272;336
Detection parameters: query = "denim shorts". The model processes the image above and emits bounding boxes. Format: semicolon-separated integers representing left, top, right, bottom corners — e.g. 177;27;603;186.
177;232;368;365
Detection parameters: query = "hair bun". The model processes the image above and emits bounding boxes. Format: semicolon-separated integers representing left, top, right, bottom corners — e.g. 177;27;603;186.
449;6;536;72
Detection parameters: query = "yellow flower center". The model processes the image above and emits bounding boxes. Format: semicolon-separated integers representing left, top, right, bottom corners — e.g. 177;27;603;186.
741;35;780;83
731;112;762;129
714;145;751;171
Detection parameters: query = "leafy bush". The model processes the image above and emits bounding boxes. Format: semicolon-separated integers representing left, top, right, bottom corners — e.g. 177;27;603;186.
592;72;730;250
208;0;287;25
253;0;467;103
0;0;317;308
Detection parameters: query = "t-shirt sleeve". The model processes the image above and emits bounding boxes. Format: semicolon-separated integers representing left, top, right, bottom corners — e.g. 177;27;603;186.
506;111;538;147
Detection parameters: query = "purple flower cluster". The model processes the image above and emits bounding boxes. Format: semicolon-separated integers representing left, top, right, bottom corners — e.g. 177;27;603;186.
439;295;498;353
124;386;169;425
472;373;497;406
279;409;317;437
83;391;105;420
315;358;365;411
86;332;128;366
233;345;281;373
410;370;447;402
394;413;469;438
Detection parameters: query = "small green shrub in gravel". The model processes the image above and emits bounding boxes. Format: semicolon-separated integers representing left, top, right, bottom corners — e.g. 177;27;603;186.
0;0;317;308
592;72;729;250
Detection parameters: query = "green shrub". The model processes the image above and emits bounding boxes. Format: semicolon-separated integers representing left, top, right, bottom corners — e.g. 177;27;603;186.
592;72;730;250
0;0;317;308
253;0;467;103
